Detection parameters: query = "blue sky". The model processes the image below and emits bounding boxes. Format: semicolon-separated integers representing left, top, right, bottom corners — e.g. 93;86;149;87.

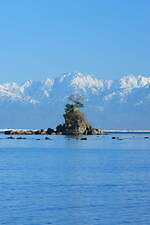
0;0;150;83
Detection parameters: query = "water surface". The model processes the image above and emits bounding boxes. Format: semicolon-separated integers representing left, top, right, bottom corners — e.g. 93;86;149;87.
0;133;150;225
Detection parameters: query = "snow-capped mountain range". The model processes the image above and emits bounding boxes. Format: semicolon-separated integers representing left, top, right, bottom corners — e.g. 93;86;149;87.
0;72;150;129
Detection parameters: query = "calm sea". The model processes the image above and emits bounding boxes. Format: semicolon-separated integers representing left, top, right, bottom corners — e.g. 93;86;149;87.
0;133;150;225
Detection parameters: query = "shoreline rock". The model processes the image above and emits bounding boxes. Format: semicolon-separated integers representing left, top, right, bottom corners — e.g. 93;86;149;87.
4;129;47;135
55;108;102;136
4;127;102;135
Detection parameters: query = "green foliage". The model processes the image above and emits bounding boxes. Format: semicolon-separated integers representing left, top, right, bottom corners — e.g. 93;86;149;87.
65;95;84;113
65;104;73;113
65;101;84;113
75;101;84;108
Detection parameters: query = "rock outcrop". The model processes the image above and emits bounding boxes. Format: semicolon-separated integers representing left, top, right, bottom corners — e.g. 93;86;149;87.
56;107;101;135
5;129;47;135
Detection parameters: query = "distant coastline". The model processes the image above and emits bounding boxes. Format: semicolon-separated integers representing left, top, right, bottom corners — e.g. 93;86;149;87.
103;130;150;133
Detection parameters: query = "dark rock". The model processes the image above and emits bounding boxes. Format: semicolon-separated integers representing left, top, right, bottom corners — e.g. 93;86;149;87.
45;137;52;140
80;137;87;140
59;109;92;135
112;137;116;139
34;129;46;135
16;137;26;140
5;130;12;135
87;128;100;135
7;136;15;139
46;128;55;135
56;124;65;133
34;130;41;135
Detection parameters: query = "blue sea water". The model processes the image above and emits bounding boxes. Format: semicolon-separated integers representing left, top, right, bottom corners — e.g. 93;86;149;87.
0;133;150;225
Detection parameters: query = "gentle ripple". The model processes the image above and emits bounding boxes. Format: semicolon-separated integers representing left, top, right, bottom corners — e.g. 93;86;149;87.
0;133;150;225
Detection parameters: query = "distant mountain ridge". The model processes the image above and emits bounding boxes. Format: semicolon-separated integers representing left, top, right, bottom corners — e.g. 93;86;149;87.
0;72;150;129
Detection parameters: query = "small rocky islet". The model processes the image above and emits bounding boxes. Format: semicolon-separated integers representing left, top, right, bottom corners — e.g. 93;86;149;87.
5;101;102;136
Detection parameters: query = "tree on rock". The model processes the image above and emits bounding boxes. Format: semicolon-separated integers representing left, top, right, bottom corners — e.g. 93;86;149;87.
65;103;74;113
65;94;84;113
59;94;92;135
55;94;101;135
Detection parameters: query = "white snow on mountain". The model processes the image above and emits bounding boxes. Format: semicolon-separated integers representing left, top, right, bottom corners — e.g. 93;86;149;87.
0;72;149;129
120;75;150;91
0;72;149;103
0;82;23;100
20;80;33;93
43;78;54;97
71;72;113;93
103;92;116;101
67;72;112;92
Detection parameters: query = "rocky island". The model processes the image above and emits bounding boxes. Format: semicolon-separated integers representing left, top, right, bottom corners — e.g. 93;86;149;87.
5;96;102;136
55;102;101;135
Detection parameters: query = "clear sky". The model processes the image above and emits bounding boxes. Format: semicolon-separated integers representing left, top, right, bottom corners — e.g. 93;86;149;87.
0;0;150;83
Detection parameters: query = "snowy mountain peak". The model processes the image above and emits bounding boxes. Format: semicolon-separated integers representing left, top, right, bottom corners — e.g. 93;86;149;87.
0;72;149;104
44;78;54;87
71;74;113;92
20;80;33;92
120;75;150;91
57;72;113;94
